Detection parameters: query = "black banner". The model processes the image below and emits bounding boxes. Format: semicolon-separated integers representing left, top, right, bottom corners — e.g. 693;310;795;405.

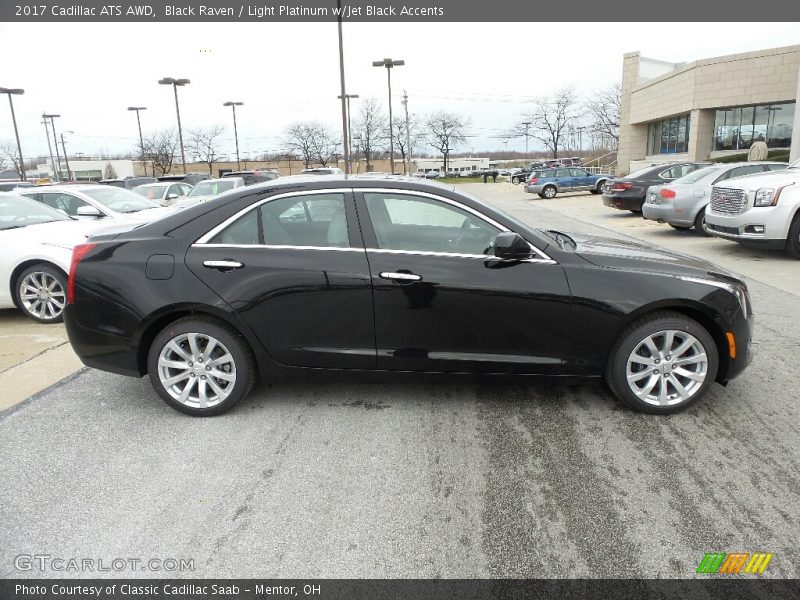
2;580;800;600
2;0;800;22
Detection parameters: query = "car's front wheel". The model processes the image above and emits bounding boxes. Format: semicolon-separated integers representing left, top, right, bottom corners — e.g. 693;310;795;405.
15;263;67;324
147;317;256;416
605;311;719;414
590;181;605;194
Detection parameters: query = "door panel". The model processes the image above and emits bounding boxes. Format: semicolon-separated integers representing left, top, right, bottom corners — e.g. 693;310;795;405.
555;168;574;191
185;190;376;369
357;190;573;373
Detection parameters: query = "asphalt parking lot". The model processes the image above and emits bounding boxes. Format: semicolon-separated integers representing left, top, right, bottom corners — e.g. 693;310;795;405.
1;182;799;579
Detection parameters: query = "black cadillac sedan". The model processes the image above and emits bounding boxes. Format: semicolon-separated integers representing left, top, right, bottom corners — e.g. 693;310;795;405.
64;176;753;416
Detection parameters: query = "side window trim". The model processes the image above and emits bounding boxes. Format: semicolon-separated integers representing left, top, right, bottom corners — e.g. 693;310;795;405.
194;188;362;250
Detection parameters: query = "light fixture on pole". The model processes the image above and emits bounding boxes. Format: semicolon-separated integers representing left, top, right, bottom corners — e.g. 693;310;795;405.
43;113;63;181
337;93;359;173
127;107;147;176
372;57;404;174
0;87;26;180
223;101;244;170
158;77;190;174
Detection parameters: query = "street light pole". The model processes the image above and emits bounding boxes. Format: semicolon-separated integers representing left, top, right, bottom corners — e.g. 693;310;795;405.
60;131;73;180
0;87;26;180
41;117;56;182
159;77;190;174
223;101;244;170
336;0;350;175
373;58;405;174
127;107;147;176
521;121;532;161
337;94;359;173
43;113;62;181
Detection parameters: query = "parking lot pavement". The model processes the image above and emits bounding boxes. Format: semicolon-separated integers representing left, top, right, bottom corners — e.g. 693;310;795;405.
0;310;82;411
1;183;799;579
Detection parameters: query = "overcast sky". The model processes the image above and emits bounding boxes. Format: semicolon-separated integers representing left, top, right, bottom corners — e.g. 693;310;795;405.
1;21;798;160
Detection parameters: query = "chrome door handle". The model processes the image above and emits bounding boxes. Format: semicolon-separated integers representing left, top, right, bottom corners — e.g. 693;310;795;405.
203;260;244;270
379;271;421;282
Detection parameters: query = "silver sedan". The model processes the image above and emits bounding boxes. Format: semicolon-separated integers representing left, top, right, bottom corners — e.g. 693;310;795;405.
643;162;787;234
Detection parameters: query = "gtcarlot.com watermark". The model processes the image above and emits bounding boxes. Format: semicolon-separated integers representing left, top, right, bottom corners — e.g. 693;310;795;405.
14;554;195;572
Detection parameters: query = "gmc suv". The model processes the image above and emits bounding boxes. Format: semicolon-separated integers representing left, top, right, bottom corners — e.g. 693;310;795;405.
705;159;800;258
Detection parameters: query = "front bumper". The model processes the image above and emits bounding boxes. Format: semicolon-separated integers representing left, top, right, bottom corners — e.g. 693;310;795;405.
723;312;754;382
705;205;794;250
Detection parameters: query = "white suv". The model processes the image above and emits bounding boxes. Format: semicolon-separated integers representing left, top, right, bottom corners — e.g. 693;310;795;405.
705;159;800;258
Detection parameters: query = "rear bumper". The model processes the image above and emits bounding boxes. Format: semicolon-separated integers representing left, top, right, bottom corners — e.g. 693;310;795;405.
64;305;142;377
525;183;545;194
602;193;644;211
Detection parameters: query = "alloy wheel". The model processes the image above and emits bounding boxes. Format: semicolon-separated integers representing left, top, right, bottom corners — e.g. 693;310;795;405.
18;271;65;321
157;332;237;409
625;329;708;406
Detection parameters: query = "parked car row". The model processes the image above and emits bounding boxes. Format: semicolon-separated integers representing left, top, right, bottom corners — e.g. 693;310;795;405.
598;159;800;259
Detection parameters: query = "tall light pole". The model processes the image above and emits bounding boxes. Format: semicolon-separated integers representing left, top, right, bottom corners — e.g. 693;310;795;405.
158;77;190;174
502;140;509;156
127;106;147;176
336;0;350;175
0;87;26;180
576;126;586;158
223;101;244;170
337;93;358;173
373;57;404;174
521;121;532;161
43;113;62;181
402;91;411;175
60;131;74;181
41;117;56;182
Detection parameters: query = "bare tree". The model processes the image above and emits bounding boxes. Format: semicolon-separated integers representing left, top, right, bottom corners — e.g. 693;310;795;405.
425;111;469;174
0;140;23;178
188;125;226;174
313;127;340;167
391;115;425;174
522;86;581;159
284;121;327;168
586;83;621;149
143;129;180;176
103;162;118;179
353;99;388;172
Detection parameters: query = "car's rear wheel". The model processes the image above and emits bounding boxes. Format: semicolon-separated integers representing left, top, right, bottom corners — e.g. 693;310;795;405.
147;317;255;416
15;264;67;324
785;212;800;259
542;185;557;199
694;209;711;237
605;311;718;414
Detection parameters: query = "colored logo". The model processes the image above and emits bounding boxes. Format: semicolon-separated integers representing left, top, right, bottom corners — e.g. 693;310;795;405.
696;552;773;574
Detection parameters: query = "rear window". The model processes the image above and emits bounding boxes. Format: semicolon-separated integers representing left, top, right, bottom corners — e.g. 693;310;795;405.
189;180;238;197
134;184;169;199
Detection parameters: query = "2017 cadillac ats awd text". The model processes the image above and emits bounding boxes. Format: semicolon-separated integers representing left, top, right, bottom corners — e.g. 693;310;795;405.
64;176;753;416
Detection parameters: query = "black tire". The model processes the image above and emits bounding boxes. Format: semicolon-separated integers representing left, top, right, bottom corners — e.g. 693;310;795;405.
542;185;557;199
605;311;719;414
537;193;546;199
785;212;800;259
693;209;711;237
511;176;521;185
14;263;68;324
147;316;256;416
669;223;691;230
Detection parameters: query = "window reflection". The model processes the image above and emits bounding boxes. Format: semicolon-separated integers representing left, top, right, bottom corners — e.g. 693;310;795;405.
713;102;794;151
647;114;691;156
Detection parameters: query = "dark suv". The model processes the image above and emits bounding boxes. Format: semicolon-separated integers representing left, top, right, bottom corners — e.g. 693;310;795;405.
602;162;710;213
221;170;280;185
99;176;158;189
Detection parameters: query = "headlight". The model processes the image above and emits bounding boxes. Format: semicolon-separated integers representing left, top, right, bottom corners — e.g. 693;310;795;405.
677;275;751;318
754;188;775;207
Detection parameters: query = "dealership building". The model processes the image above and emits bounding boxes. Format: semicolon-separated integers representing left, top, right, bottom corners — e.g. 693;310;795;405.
617;44;800;175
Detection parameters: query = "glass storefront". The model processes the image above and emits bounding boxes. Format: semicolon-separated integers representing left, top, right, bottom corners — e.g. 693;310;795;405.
646;114;691;155
714;102;795;151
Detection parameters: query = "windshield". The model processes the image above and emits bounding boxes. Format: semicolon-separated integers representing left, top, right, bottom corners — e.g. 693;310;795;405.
672;166;718;184
134;184;169;199
0;193;71;230
81;187;161;213
189;180;237;196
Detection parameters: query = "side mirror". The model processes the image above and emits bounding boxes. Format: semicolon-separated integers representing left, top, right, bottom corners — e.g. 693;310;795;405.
76;205;104;218
166;193;179;200
493;232;532;260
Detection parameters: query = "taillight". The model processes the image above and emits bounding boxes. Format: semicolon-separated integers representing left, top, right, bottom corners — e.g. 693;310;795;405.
659;188;676;199
529;177;539;184
611;181;633;191
68;243;96;304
